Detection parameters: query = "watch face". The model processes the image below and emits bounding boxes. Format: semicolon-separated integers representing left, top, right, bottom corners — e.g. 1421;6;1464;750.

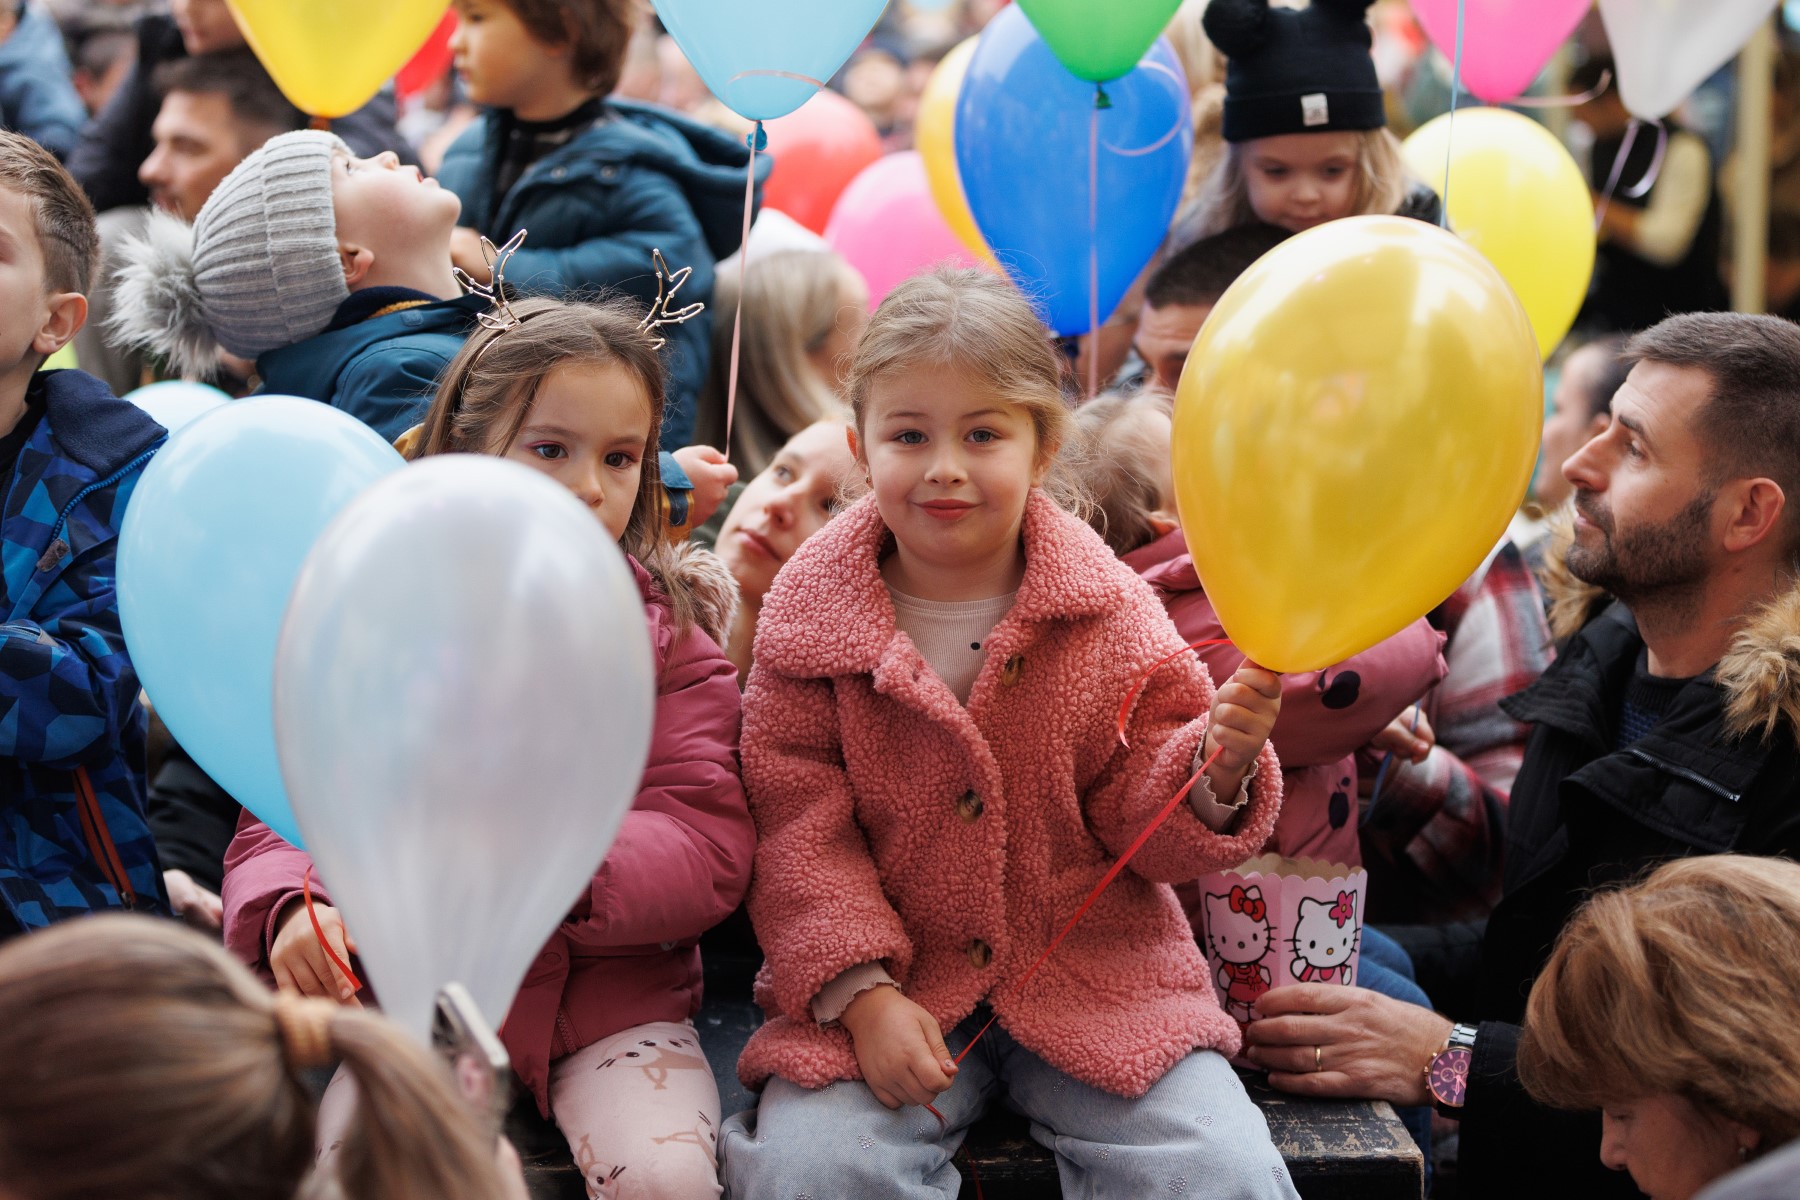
1428;1046;1472;1109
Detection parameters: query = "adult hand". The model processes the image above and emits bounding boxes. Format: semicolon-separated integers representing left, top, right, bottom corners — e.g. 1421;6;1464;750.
839;985;958;1110
163;868;223;932
1243;984;1450;1107
1203;665;1282;798
270;900;362;1006
450;227;491;282
1368;705;1435;765
671;445;738;529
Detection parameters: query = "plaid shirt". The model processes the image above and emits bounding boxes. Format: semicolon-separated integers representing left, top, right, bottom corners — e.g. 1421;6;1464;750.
1361;542;1553;922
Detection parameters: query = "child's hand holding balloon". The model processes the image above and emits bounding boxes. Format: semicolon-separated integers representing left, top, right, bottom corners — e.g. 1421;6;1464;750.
1202;665;1282;802
271;901;362;1006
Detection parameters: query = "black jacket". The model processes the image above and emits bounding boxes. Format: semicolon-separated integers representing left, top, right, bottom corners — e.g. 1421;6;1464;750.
1455;586;1800;1200
69;14;415;213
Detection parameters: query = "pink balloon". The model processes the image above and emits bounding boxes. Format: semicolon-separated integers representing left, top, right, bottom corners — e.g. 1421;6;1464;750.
1409;0;1589;104
824;152;984;309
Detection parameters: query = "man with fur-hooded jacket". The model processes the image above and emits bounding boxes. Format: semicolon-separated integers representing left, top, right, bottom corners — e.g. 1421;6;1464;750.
1238;312;1800;1200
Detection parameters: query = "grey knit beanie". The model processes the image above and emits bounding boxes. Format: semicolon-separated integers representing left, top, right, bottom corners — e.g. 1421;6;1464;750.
192;130;351;359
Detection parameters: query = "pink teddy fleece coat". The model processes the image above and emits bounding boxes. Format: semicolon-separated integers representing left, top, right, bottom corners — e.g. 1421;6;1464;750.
737;490;1284;1099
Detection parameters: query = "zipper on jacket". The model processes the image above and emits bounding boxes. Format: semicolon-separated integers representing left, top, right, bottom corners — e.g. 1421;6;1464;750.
555;1006;578;1056
36;444;159;573
1625;746;1742;803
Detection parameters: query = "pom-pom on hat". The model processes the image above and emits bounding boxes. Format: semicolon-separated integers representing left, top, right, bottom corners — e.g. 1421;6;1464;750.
109;129;351;377
1202;0;1385;143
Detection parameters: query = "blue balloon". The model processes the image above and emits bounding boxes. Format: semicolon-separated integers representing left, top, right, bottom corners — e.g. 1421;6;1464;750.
651;0;889;122
123;380;229;436
117;397;405;848
955;7;1192;337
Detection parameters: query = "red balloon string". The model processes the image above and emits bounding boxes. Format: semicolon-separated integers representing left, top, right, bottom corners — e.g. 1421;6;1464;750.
303;865;362;995
1116;638;1236;748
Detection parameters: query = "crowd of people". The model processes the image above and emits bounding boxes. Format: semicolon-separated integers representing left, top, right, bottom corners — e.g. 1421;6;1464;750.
1;2;1798;1200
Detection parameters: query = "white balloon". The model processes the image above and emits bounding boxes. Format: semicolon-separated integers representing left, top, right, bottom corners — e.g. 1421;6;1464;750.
273;455;656;1041
1599;0;1778;120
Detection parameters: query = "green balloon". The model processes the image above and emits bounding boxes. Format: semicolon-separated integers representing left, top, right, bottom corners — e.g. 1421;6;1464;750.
1015;0;1186;83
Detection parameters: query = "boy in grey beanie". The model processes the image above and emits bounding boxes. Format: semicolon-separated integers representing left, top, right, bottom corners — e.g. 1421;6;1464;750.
110;128;487;440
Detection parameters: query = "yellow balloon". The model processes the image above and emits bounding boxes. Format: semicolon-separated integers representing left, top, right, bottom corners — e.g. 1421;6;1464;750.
1401;107;1595;360
1172;217;1542;674
227;0;448;119
916;38;996;265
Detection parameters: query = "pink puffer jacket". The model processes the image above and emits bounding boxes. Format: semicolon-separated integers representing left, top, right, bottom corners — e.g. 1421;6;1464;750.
736;491;1283;1099
222;548;754;1115
1124;528;1447;870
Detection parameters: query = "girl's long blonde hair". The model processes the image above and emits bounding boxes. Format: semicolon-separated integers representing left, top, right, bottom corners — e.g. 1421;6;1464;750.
845;266;1088;515
1518;855;1800;1154
697;249;861;475
1188;126;1411;239
0;915;509;1200
409;296;700;638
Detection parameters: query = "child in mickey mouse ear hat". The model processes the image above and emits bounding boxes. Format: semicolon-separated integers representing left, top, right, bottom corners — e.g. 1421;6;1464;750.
1186;0;1440;240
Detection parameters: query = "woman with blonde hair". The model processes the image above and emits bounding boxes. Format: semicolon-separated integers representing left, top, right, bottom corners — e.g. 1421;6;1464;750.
696;248;868;476
1518;855;1800;1200
0;914;514;1200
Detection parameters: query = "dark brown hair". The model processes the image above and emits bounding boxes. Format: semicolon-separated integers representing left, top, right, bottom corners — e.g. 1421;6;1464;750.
411;295;700;636
1517;855;1800;1153
1144;222;1288;311
0;129;99;295
0;915;509;1200
1626;313;1800;555
154;48;308;139
500;0;636;95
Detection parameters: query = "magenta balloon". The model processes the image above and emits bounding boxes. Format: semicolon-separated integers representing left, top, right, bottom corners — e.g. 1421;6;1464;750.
824;151;985;309
1409;0;1589;104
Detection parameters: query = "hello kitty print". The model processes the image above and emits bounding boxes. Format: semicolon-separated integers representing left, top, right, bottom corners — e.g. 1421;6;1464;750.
1198;855;1367;1043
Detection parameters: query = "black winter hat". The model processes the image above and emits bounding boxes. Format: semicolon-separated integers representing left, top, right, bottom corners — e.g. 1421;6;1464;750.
1202;0;1386;143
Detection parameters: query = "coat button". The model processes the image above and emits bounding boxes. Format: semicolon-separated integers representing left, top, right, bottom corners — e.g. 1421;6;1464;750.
966;939;992;969
551;166;568;179
1001;654;1025;686
600;164;619;181
957;790;985;823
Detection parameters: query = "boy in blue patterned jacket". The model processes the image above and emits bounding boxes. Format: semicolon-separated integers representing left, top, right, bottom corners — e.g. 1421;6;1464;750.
0;131;167;938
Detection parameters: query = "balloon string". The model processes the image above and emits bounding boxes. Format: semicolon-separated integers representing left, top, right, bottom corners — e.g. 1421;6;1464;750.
1361;702;1424;830
1439;0;1466;226
1509;67;1612;109
1594;118;1643;230
946;742;1228;1075
725;121;764;454
1623;121;1668;200
1117;638;1236;748
303;865;362;994
1087;94;1100;400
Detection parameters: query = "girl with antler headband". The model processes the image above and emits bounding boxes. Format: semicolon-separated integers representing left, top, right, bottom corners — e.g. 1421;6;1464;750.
221;251;755;1200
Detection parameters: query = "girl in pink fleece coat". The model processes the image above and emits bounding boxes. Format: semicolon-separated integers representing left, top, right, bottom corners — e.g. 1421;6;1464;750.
222;298;754;1200
720;269;1300;1200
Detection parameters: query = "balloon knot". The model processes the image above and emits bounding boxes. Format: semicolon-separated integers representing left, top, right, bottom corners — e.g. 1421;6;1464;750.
747;121;767;152
1094;84;1112;110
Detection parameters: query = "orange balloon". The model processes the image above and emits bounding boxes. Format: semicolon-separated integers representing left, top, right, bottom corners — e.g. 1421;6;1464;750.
761;90;884;234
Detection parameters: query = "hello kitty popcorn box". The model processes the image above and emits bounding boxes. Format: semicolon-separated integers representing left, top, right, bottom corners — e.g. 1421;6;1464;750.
1199;855;1367;1038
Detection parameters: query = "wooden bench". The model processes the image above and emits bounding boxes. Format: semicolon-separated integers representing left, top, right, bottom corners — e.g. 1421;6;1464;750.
515;962;1423;1200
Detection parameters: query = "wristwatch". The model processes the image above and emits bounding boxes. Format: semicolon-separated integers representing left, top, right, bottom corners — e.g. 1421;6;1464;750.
1425;1023;1479;1118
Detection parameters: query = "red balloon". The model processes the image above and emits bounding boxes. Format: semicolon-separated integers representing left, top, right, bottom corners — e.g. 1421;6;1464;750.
395;9;456;103
762;90;884;234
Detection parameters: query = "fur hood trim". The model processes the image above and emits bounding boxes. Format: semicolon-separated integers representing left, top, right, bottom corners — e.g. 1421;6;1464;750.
1542;510;1800;748
657;540;738;649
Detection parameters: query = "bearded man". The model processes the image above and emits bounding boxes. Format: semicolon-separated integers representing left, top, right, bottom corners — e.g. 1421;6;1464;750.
1238;312;1800;1200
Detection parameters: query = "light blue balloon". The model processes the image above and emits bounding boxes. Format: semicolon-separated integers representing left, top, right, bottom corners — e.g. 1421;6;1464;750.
651;0;890;122
955;6;1191;336
117;397;405;848
123;380;229;437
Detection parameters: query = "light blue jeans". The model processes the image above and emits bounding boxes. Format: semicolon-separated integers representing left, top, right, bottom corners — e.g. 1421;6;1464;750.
720;1008;1300;1200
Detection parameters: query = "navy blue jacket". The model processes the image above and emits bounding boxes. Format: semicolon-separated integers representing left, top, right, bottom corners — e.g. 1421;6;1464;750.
436;99;766;449
0;3;86;160
255;294;488;443
1;369;167;936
